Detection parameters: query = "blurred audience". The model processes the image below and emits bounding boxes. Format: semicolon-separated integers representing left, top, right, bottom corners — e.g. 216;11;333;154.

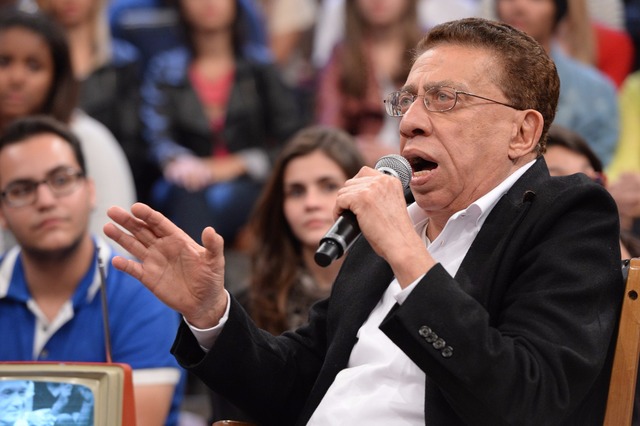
627;0;640;71
140;0;302;246
495;0;620;167
607;70;640;240
315;0;422;166
312;0;480;70
560;0;634;88
544;124;640;258
0;9;135;253
591;21;635;88
484;0;635;87
108;0;270;72
608;71;640;180
35;0;156;203
255;0;317;124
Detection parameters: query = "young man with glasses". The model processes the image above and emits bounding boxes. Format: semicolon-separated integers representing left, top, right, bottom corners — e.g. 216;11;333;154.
105;18;622;424
0;116;184;425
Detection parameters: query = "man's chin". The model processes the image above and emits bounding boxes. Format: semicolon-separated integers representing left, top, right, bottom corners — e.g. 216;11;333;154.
22;235;84;262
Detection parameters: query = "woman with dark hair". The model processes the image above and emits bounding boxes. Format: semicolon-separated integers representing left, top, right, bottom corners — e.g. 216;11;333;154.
0;8;135;253
209;125;364;423
0;8;77;128
247;125;364;334
140;0;302;247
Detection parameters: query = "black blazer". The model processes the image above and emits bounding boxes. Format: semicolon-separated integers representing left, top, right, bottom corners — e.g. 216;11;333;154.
173;158;623;426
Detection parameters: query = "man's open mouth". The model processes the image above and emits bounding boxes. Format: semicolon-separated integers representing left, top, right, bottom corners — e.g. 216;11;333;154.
409;157;438;176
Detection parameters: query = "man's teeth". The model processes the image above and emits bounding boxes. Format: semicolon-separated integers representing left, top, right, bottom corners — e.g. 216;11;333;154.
414;169;435;177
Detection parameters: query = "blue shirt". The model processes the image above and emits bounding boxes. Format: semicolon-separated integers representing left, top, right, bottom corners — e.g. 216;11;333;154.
0;238;184;426
552;45;620;166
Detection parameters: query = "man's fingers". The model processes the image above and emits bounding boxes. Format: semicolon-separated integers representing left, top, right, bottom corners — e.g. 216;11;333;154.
130;202;188;240
103;221;150;259
107;203;177;248
111;255;146;285
202;226;224;258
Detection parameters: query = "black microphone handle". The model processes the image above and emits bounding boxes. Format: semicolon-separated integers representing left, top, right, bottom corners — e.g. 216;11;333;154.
314;154;411;267
314;210;360;267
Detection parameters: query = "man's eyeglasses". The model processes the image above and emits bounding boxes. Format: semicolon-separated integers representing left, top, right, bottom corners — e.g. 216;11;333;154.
1;167;86;208
384;86;520;117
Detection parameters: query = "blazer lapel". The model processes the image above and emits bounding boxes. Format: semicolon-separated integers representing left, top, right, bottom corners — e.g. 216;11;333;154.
455;158;547;310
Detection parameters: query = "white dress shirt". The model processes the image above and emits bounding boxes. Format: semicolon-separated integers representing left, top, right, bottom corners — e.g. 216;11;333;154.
190;161;535;423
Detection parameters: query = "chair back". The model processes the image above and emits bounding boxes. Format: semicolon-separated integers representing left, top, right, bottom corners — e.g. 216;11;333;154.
604;257;640;425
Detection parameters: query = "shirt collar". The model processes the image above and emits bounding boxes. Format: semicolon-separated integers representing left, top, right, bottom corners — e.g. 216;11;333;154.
407;159;536;232
0;236;112;305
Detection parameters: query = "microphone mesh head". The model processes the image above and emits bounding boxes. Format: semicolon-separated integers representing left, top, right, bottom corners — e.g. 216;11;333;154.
375;154;412;189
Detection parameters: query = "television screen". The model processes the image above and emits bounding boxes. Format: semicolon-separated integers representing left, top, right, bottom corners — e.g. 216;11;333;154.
0;362;135;426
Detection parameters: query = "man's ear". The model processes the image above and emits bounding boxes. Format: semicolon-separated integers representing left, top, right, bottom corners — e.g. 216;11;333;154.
508;109;544;160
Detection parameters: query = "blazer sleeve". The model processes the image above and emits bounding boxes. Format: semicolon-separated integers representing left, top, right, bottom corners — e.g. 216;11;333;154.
379;178;623;425
171;295;328;425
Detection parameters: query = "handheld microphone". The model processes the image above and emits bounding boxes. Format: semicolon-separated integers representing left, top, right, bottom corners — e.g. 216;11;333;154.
314;154;412;267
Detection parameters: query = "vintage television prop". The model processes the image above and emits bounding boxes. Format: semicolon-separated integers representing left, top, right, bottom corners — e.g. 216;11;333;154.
0;361;136;425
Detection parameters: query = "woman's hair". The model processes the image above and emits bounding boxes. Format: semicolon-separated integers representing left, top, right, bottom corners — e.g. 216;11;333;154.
546;124;603;173
248;125;364;334
0;9;78;123
340;0;421;98
36;0;113;71
171;0;247;58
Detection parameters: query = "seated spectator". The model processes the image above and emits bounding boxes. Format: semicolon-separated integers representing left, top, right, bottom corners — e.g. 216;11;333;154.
256;0;318;124
544;124;605;183
495;0;620;166
592;22;635;88
626;0;640;71
247;125;365;334
606;71;640;237
486;0;633;86
140;0;302;246
608;71;640;180
0;116;184;425
108;0;270;71
37;0;157;203
209;125;365;423
315;0;422;166
0;9;136;254
312;0;480;69
544;124;640;258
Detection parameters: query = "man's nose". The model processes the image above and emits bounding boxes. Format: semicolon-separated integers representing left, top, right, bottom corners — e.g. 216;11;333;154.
399;101;430;138
33;182;58;206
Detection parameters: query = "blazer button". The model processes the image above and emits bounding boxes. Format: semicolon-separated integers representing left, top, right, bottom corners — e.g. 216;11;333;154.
419;326;432;338
441;346;454;358
433;338;446;350
425;331;438;343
